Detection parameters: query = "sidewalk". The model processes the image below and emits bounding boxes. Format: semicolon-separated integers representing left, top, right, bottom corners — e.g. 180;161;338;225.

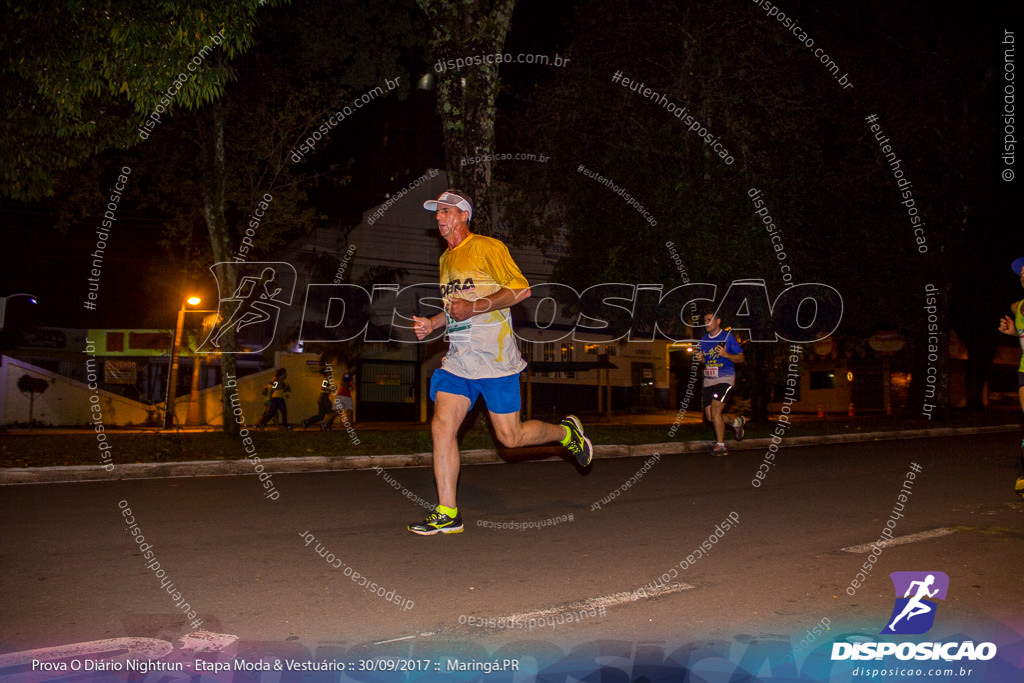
1;416;1017;485
0;407;921;435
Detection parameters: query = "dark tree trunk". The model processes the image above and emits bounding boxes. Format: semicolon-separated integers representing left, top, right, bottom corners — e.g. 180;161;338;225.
418;0;517;234
199;102;240;435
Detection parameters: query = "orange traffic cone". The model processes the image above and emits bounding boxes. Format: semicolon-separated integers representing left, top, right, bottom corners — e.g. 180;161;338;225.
848;402;855;417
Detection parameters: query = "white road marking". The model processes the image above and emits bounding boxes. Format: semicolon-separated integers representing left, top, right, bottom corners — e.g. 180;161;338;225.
374;583;695;645
373;632;434;645
0;632;238;671
841;527;956;553
176;631;239;653
0;637;173;668
509;582;695;622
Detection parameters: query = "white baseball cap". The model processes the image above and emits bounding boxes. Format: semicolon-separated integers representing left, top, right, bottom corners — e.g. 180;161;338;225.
423;189;473;221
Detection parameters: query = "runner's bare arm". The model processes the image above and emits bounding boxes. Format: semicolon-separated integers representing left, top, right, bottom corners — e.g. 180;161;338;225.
412;312;447;340
446;286;531;322
720;346;745;363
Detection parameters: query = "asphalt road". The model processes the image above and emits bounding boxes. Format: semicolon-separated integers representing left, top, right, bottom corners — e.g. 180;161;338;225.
1;432;1022;666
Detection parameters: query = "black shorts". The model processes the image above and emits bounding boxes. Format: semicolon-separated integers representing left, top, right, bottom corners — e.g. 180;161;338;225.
703;383;734;406
1018;371;1024;388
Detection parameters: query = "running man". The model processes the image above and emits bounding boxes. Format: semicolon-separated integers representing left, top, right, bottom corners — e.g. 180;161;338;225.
408;189;592;535
695;311;745;456
998;256;1024;498
887;574;939;631
256;368;291;430
336;367;355;427
321;367;355;432
209;267;282;348
301;371;334;431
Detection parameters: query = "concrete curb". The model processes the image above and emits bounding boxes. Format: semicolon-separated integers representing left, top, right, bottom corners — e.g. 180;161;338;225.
0;424;1017;485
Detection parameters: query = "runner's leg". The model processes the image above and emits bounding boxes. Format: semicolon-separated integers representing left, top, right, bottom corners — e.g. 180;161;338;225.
709;399;726;444
432;391;472;510
489;411;566;448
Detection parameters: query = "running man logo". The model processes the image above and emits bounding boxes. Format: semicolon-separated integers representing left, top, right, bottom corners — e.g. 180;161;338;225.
198;262;297;354
880;571;949;635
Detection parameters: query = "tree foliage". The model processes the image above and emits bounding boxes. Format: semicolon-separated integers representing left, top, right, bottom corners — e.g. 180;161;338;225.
4;0;425;432
477;0;1008;418
1;0;282;201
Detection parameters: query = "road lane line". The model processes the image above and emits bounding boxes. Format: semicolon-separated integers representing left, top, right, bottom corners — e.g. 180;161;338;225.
466;582;695;626
0;632;239;670
555;582;696;614
0;638;174;669
372;632;435;645
375;583;696;644
841;527;956;553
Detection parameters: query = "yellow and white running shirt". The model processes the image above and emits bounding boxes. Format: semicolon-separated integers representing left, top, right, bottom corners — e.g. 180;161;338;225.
438;233;529;379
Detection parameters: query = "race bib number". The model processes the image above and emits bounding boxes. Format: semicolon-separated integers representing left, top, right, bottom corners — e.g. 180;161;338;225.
446;311;472;335
704;365;719;379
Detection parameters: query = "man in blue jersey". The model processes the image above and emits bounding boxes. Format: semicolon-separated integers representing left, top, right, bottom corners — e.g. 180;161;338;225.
695;311;745;456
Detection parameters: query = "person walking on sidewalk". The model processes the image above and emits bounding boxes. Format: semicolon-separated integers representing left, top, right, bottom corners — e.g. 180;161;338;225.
408;189;593;536
998;256;1024;498
695;311;746;456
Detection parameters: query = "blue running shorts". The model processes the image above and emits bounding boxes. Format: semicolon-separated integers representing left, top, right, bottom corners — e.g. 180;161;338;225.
430;368;522;414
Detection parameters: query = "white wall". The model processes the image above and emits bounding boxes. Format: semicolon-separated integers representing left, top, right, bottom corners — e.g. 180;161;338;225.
0;355;153;426
0;352;328;427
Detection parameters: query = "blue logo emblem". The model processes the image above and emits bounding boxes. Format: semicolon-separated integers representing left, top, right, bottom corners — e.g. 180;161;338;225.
880;571;949;635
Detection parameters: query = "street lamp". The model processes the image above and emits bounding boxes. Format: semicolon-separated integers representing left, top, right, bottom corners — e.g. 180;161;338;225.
186;301;219;427
162;296;216;429
0;293;38;330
